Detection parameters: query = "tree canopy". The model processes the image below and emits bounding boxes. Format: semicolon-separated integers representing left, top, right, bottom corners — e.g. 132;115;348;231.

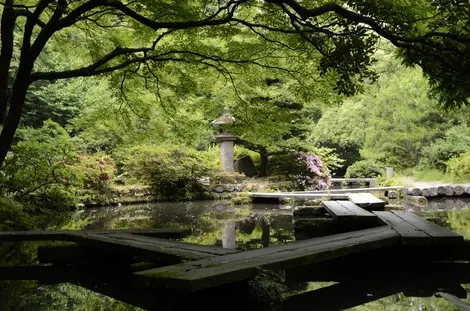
0;0;470;166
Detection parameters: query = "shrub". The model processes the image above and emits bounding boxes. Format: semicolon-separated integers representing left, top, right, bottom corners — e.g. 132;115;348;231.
124;144;220;200
269;151;331;190
345;160;385;178
446;153;470;181
419;125;470;170
234;146;261;166
1;121;82;209
74;152;117;191
295;152;332;190
0;198;33;231
269;147;342;178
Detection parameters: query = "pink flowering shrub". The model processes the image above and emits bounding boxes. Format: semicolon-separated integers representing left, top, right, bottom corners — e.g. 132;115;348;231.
76;153;116;191
295;152;331;190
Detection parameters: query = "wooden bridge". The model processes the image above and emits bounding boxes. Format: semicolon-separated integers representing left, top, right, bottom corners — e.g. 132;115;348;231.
1;203;469;310
251;190;389;210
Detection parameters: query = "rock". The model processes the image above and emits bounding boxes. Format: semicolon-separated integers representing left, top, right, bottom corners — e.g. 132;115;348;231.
293;206;327;218
214;185;226;193
438;186;446;195
410;188;422;196
235;156;258;177
227;184;235;192
235;184;245;192
429;187;439;196
466;185;470;195
445;185;454;196
455;185;465;196
421;188;431;197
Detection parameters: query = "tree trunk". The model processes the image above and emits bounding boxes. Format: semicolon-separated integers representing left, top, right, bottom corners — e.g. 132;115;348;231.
259;147;269;177
0;86;29;167
0;63;32;167
0;0;15;123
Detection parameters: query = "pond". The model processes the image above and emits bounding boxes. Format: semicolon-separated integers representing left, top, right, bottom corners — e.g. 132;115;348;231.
1;200;470;310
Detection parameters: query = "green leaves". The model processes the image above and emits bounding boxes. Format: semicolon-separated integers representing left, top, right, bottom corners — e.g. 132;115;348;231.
123;144;218;200
1;121;82;210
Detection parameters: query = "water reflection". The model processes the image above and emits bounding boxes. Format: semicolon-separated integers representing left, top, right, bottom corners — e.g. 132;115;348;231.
3;201;470;310
85;201;295;250
404;196;470;212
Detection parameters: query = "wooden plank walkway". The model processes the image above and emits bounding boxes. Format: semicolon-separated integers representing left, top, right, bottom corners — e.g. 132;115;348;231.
0;228;236;262
322;201;377;219
250;191;387;210
349;193;386;210
66;232;239;261
0;228;191;241
374;211;463;245
300;186;404;194
250;192;350;200
135;226;400;291
393;211;463;244
374;211;431;245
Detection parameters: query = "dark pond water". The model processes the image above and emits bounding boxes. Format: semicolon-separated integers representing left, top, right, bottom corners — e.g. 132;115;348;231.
2;200;470;310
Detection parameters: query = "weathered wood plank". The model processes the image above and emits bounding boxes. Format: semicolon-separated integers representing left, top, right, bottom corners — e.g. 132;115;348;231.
322;201;377;221
373;211;431;245
135;226;399;291
0;228;191;242
337;201;377;218
392;211;463;245
66;232;238;261
250;192;350;200
348;193;386;210
322;201;352;218
300;186;405;194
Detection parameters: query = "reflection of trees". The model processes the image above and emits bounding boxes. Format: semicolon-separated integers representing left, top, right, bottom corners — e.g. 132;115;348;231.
0;242;39;310
446;210;470;240
2;282;143;311
237;216;256;235
234;214;294;250
348;292;468;311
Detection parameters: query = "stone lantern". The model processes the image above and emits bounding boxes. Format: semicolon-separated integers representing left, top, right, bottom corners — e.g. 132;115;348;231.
211;108;237;172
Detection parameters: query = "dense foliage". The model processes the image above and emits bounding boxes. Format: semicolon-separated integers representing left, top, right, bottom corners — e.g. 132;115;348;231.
345;160;385;179
446;153;470;181
124;145;218;200
2;1;470;309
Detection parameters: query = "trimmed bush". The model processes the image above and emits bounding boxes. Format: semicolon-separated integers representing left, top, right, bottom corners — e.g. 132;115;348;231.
345;160;385;178
419;125;470;171
446;153;470;181
1;121;82;210
124;144;220;200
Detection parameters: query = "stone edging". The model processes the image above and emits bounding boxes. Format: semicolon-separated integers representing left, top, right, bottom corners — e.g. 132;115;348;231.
405;185;470;198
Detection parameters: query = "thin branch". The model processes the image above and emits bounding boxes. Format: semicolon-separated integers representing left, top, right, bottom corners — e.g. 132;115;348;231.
55;0;245;31
270;0;470;44
15;9;46;27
